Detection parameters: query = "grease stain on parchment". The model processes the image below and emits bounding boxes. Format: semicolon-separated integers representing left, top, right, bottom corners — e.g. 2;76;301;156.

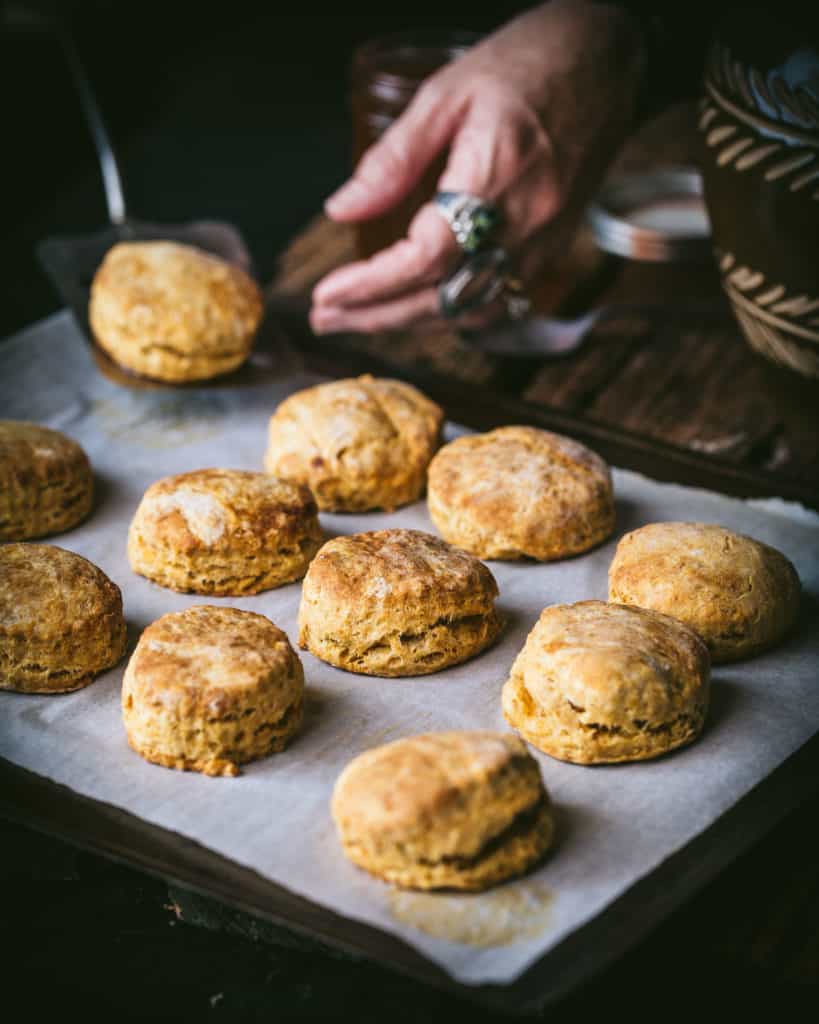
387;881;553;948
89;394;234;449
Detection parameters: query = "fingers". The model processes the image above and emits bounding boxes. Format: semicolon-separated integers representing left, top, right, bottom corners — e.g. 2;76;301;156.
436;90;563;248
310;283;509;337
314;99;557;315
313;203;458;308
310;283;441;335
325;80;462;222
314;80;570;337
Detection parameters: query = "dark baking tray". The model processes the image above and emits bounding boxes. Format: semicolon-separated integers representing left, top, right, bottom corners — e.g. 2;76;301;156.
2;736;817;1015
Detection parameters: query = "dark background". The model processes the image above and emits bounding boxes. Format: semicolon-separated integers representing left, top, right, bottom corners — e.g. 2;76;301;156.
0;0;711;341
0;1;539;340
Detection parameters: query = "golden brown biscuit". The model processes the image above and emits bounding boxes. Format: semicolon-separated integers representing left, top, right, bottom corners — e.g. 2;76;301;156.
128;468;322;595
298;528;502;676
122;605;303;776
264;375;443;512
0;421;93;541
331;731;554;891
0;544;126;693
608;522;801;663
89;241;263;382
502;600;710;764
427;426;615;560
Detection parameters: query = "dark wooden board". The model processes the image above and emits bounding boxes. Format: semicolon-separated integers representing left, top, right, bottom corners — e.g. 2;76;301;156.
2;735;817;1015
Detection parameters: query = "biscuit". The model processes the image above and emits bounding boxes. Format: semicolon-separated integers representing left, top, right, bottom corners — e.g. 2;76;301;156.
502;600;710;764
298;528;502;676
608;522;801;662
0;421;93;541
122;605;303;776
427;426;615;560
89;241;263;382
331;731;554;890
264;375;443;512
128;469;322;595
0;544;126;693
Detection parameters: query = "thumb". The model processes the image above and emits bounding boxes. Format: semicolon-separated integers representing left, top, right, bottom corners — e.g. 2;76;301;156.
325;83;461;222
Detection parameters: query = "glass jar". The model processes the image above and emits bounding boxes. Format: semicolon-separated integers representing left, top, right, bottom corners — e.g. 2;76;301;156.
349;31;480;260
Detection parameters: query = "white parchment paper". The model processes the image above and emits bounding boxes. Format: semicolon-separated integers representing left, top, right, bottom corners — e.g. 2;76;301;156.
1;312;818;986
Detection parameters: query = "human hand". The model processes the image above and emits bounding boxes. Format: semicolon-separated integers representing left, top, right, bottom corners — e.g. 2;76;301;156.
310;0;646;336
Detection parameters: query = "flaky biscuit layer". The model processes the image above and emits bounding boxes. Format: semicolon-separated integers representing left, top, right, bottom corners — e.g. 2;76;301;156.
89;241;262;382
608;522;801;663
122;605;303;776
128;469;322;595
502;600;710;764
427;426;614;560
264;375;443;512
332;731;553;890
0;421;93;541
298;529;502;676
0;544;126;693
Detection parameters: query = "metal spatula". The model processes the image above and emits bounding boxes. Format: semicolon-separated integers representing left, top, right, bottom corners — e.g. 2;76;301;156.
18;9;280;388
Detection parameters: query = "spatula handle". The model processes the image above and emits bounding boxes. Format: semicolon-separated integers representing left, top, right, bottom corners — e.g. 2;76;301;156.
56;23;128;227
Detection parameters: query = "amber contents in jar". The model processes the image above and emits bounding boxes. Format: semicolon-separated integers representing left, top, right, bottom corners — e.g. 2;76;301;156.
349;31;480;260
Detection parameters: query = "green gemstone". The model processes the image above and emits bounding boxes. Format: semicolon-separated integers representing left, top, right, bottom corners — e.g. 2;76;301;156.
462;207;499;253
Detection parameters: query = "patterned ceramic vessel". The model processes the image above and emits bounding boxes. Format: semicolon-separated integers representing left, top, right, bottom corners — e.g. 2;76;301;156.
698;12;819;377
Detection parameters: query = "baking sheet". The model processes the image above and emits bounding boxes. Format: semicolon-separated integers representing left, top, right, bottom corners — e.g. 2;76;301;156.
1;312;818;987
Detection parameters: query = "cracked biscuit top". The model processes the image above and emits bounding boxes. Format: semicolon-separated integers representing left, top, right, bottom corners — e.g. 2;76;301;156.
608;522;800;663
502;600;710;764
127;469;322;595
124;605;302;719
428;425;615;560
89;241;262;382
121;605;304;776
298;529;502;676
264;375;443;512
0;543;126;693
332;731;546;865
0;420;93;541
129;469;319;556
299;528;498;636
0;543;123;642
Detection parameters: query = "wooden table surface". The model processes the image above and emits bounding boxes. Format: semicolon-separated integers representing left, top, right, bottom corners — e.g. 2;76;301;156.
3;101;819;1021
269;103;819;509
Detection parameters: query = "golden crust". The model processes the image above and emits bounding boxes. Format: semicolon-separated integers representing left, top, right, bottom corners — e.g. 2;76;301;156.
128;469;323;595
122;605;303;776
502;600;710;764
264;375;443;512
427;426;615;560
608;522;801;663
298;528;502;676
89;241;263;382
0;421;93;541
331;731;554;890
0;544;126;693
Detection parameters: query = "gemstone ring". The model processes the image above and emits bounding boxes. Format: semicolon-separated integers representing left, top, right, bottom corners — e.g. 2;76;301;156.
433;191;501;255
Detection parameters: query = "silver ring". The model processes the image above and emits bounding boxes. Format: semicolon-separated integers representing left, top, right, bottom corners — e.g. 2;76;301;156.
438;247;509;319
433;191;501;254
438;247;532;322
